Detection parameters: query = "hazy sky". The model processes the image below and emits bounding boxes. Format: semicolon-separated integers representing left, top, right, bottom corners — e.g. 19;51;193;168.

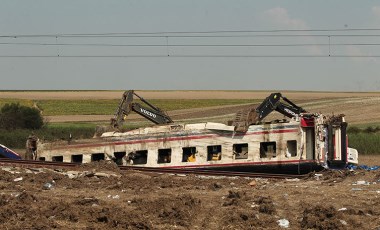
1;1;380;91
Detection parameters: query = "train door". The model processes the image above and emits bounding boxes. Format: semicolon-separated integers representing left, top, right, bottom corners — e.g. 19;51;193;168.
327;122;347;167
301;116;316;160
304;128;315;160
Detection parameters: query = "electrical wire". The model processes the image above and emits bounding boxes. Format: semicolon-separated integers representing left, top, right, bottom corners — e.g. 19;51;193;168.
1;55;380;58
1;28;380;38
1;29;379;58
1;42;380;47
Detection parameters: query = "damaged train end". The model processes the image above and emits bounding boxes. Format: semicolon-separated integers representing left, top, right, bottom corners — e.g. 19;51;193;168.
313;114;358;168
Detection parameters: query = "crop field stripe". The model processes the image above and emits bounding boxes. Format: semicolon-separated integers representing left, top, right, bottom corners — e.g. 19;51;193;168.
35;99;257;116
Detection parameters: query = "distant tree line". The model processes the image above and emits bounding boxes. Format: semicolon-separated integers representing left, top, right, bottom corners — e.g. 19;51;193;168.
0;103;44;130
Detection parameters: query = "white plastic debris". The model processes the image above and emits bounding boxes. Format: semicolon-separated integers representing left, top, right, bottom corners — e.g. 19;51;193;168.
354;180;370;185
340;220;348;226
13;177;23;182
43;182;54;190
285;178;300;182
277;219;289;228
314;174;323;180
107;194;120;199
338;208;347;211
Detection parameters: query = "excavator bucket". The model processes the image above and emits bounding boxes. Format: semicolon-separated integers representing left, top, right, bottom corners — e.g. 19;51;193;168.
231;106;259;132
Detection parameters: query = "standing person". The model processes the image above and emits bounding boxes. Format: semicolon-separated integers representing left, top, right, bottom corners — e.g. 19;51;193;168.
25;133;38;160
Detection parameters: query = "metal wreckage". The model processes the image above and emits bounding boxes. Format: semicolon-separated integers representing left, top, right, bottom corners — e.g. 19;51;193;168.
32;90;358;174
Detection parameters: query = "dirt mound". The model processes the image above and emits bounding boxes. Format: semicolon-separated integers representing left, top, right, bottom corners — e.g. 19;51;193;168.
0;163;380;229
254;196;276;215
132;194;201;228
223;190;246;206
301;205;345;230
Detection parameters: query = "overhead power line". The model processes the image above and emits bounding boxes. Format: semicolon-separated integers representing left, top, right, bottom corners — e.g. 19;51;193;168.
1;28;380;38
2;42;380;47
1;55;380;58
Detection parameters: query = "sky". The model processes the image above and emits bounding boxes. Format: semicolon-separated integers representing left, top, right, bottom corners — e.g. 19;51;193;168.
1;0;380;91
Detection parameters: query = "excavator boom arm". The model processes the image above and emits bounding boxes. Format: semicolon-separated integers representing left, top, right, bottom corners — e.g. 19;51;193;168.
111;90;173;128
255;93;306;121
231;92;306;132
131;103;173;124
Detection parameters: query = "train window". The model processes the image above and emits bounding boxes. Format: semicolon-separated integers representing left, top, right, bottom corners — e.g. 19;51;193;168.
158;149;172;164
71;154;83;163
91;153;105;162
52;156;63;162
207;145;222;161
286;140;297;157
130;150;148;165
233;143;248;159
38;157;46;161
182;147;197;162
114;152;126;165
260;142;276;158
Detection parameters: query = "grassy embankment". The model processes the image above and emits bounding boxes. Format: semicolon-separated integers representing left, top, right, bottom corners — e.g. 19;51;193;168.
347;125;380;155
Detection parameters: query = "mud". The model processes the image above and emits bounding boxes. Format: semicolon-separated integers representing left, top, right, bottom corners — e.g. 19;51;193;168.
0;163;379;229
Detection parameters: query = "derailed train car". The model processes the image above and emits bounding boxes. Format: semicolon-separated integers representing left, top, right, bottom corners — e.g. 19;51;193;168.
35;92;358;174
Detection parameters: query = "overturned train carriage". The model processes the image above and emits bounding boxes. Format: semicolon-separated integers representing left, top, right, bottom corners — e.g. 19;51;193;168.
35;113;358;174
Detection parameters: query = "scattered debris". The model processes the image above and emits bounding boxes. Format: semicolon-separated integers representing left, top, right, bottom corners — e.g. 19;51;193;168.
13;177;23;182
353;180;370;185
277;218;290;228
340;220;348;226
107;194;120;199
285;178;300;182
347;164;380;171
315;173;323;180
42;182;54;190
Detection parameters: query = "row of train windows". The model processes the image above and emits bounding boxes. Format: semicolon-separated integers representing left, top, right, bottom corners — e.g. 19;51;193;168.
46;140;297;164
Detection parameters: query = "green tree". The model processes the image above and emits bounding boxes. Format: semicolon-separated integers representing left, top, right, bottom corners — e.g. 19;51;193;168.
0;103;43;130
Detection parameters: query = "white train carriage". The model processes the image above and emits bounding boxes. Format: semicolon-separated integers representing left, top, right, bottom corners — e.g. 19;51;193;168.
36;113;356;174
